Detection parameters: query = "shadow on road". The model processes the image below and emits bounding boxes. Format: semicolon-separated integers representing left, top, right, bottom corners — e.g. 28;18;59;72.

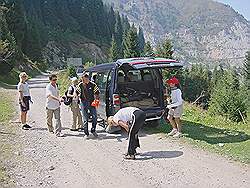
137;150;183;160
182;120;250;144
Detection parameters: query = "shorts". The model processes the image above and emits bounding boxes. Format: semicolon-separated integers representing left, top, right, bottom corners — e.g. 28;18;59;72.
20;96;30;112
168;105;183;118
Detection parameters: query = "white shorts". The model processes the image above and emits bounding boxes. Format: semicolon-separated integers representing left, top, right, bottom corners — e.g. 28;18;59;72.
168;105;183;118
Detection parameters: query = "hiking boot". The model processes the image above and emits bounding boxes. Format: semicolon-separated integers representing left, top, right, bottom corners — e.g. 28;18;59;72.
92;131;98;138
124;154;135;160
173;131;182;138
167;129;177;136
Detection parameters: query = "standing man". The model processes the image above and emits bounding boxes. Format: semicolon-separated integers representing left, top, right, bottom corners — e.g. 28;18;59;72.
107;107;146;160
46;74;64;137
77;73;100;138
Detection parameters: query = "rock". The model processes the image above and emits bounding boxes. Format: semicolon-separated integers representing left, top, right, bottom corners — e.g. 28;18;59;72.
39;182;43;185
218;143;224;147
49;166;55;171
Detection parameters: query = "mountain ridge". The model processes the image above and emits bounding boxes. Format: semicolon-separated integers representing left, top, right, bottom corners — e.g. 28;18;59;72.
104;0;250;67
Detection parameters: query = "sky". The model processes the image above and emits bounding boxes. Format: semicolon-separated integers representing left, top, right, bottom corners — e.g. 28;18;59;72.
215;0;250;21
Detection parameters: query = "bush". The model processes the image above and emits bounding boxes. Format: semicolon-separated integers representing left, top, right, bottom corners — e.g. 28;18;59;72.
67;66;77;78
209;70;248;122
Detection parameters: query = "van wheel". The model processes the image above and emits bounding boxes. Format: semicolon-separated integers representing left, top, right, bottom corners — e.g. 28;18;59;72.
145;120;160;127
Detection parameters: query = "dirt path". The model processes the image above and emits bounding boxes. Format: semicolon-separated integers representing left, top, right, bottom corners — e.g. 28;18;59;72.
2;75;250;188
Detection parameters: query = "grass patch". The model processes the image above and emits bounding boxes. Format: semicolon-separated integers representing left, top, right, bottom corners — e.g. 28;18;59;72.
0;90;15;186
0;91;13;122
146;103;250;163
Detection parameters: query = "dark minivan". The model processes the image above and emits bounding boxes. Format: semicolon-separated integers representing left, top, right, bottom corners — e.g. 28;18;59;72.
86;57;183;132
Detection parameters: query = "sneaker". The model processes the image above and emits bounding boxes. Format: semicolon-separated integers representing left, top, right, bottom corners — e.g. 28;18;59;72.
78;128;84;132
167;129;178;136
92;131;98;138
22;124;30;130
56;132;64;137
83;134;89;140
25;124;32;129
173;132;182;138
124;154;135;160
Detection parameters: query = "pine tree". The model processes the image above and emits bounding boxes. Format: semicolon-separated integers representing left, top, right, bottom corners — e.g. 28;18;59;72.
138;26;145;54
109;36;119;62
123;25;140;58
156;38;173;59
243;51;250;89
6;0;27;48
144;41;153;56
114;12;123;58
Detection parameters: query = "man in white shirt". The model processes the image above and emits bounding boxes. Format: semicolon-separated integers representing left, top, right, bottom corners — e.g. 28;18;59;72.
46;74;64;137
107;107;146;160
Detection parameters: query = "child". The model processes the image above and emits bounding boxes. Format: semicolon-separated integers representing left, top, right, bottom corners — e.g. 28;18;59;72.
67;77;83;131
166;77;183;138
17;72;31;130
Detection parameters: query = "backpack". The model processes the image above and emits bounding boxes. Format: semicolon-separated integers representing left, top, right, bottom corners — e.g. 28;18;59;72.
63;86;74;106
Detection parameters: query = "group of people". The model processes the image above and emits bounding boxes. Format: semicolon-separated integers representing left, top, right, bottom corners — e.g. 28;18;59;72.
17;71;183;160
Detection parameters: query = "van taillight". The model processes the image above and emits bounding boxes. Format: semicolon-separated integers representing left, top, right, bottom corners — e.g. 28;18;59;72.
113;94;120;106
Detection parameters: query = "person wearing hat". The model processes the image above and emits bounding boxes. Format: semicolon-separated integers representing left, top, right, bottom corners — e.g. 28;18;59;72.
77;73;100;138
107;107;146;160
165;77;183;138
17;72;32;130
67;77;83;131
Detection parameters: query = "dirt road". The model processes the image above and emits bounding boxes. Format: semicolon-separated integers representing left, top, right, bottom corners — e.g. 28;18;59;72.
2;75;249;188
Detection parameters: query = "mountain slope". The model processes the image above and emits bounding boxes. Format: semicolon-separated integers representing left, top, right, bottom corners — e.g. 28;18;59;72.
104;0;250;66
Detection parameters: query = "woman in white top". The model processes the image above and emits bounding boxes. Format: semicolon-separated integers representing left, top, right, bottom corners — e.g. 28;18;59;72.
17;72;31;130
166;77;183;138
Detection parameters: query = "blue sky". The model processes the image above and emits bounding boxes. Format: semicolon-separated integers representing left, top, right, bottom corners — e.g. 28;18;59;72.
215;0;250;21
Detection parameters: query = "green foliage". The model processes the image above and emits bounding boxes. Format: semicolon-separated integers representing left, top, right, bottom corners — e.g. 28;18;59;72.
138;26;145;54
109;36;119;62
123;25;140;58
243;51;250;90
156;38;173;59
67;66;77;78
84;61;95;69
143;41;153;56
209;69;248;122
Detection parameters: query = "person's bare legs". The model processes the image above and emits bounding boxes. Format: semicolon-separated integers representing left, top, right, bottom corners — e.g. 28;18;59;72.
167;115;177;129
174;117;182;133
21;111;27;124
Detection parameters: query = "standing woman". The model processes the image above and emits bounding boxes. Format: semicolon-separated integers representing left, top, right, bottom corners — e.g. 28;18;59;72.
166;77;183;138
18;72;31;130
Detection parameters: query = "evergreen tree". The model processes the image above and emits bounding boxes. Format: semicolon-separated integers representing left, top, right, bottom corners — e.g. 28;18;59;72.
144;41;153;56
114;12;123;58
209;69;247;122
156;38;173;59
6;0;26;48
138;26;145;54
109;36;119;62
243;51;250;89
123;25;140;58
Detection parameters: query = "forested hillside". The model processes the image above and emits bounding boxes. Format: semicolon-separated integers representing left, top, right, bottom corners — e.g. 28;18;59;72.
0;0;133;82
